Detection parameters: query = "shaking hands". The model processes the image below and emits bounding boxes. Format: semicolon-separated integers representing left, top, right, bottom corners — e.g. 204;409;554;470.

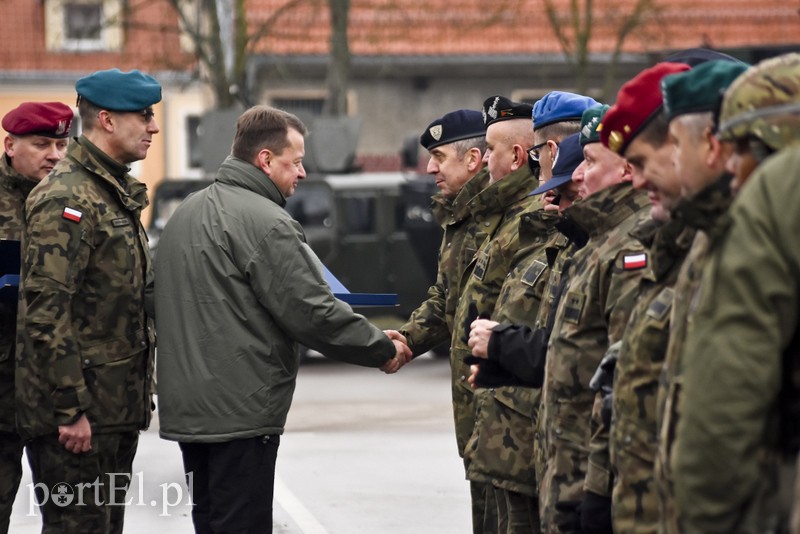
381;330;413;374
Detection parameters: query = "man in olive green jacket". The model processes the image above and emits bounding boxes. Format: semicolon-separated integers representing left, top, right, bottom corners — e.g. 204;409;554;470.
154;105;409;534
674;52;800;534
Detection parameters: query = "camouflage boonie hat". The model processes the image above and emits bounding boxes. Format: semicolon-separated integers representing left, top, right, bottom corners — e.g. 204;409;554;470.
717;52;800;151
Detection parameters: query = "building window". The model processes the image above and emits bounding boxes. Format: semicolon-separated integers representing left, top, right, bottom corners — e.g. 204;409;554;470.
186;115;203;170
45;0;123;52
266;89;358;118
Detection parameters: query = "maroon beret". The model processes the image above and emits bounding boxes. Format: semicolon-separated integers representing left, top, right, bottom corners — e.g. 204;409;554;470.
599;63;690;155
2;102;73;138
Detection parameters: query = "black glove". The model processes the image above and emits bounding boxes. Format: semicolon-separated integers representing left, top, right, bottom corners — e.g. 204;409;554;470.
554;500;583;533
580;491;613;534
600;391;614;429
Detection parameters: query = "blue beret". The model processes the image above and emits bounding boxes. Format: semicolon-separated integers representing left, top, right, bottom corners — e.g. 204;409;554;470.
482;96;533;127
420;109;486;151
533;91;600;130
531;133;583;195
76;68;162;111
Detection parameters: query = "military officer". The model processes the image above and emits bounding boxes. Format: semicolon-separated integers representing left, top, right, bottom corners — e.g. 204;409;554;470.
586;62;694;534
0;101;72;534
455;95;538;533
16;69;161;533
391;108;491;533
654;59;749;534
674;52;800;534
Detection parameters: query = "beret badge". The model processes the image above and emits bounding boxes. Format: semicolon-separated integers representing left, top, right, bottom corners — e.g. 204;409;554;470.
429;125;442;141
608;130;625;154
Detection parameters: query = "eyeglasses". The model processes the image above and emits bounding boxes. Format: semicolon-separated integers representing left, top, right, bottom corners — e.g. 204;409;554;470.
527;141;548;162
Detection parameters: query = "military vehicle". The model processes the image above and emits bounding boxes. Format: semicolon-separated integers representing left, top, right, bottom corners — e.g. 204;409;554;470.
147;172;443;322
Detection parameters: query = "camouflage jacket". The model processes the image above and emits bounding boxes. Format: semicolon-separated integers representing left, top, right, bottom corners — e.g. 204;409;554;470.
654;177;733;534
464;203;558;496
449;165;538;459
607;216;695;534
674;146;800;534
16;136;155;439
538;182;650;533
0;154;37;434
400;169;489;355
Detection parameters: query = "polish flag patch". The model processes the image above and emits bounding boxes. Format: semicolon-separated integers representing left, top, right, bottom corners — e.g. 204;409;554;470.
62;207;83;223
623;253;647;270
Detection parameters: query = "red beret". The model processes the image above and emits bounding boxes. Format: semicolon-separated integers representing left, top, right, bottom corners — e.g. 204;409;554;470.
599;63;690;155
2;102;73;138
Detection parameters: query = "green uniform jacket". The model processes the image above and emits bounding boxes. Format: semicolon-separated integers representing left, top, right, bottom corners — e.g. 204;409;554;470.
539;182;650;533
450;166;538;460
464;203;557;497
155;156;394;443
654;177;733;534
16;136;154;439
399;169;490;355
607;216;695;534
674;145;800;533
0;155;37;434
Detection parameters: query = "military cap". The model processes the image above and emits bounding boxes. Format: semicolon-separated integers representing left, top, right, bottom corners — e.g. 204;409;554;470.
2;102;73;138
481;96;533;127
419;109;486;151
661;47;745;67
579;105;610;146
600;62;690;155
533;91;600;130
662;61;749;121
717;52;800;152
76;68;162;111
531;133;583;195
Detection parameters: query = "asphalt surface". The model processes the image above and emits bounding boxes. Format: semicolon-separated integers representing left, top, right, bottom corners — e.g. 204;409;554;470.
10;353;471;533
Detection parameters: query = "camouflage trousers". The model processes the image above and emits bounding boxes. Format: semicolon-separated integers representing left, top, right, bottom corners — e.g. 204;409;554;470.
494;487;541;534
471;480;499;534
539;426;590;533
0;431;23;533
610;422;659;533
26;431;139;534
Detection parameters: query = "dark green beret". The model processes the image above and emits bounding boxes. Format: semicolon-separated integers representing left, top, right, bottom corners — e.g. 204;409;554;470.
662;60;749;121
76;68;162;111
579;105;610;146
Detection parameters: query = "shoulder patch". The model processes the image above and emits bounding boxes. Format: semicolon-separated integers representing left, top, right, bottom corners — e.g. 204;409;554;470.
472;249;489;281
521;259;548;287
62;207;82;223
646;287;674;322
563;291;585;324
622;252;647;270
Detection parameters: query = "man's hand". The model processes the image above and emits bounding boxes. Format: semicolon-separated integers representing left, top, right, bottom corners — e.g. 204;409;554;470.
58;414;92;454
468;319;499;358
383;329;407;346
467;364;480;390
381;339;412;374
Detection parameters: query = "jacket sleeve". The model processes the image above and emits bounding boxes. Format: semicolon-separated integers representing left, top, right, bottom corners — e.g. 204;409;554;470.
674;157;800;533
246;219;394;367
398;267;450;356
18;195;94;426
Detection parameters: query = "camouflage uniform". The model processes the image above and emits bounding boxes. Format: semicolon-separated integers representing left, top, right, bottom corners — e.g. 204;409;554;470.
16;136;155;533
674;145;800;533
606;216;695;534
464;205;559;534
0;154;35;532
449;166;537;533
538;182;650;533
654;178;733;534
400;169;490;355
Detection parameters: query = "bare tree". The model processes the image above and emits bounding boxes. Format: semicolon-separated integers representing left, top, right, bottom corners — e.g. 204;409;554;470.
543;0;659;100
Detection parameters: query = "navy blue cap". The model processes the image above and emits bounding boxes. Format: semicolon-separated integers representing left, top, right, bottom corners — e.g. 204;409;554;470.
76;68;162;111
482;96;533;127
420;109;486;151
533;91;600;130
531;133;583;195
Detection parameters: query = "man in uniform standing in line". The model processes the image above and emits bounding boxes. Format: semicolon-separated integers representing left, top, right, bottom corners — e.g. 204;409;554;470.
16;69;161;533
654;59;748;534
0;102;72;533
674;52;800;534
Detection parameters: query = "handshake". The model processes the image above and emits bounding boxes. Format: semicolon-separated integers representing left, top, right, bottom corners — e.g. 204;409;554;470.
381;330;413;374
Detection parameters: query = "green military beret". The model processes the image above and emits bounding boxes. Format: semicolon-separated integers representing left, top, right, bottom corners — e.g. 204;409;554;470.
662;60;749;121
76;68;162;111
579;104;610;146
